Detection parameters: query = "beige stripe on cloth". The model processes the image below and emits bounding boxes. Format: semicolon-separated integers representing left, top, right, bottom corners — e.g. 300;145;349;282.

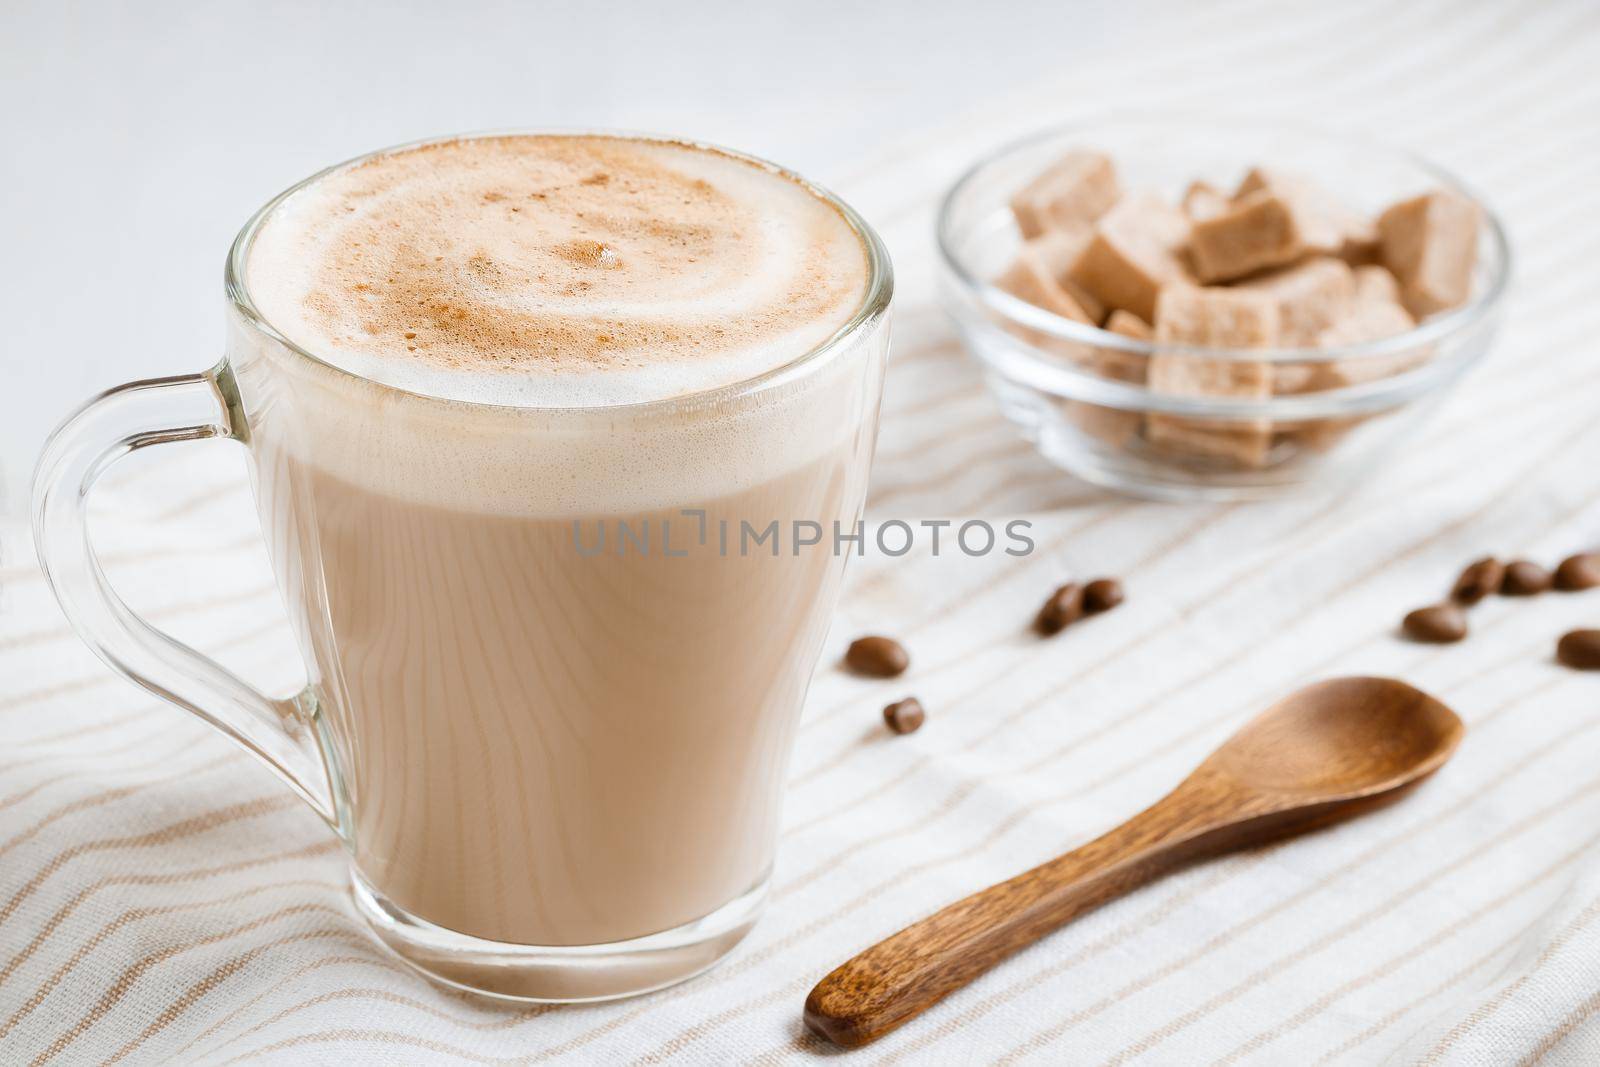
5;0;1600;1062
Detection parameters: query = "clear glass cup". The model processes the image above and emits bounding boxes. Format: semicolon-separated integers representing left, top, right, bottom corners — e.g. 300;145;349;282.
938;118;1511;501
31;132;893;1002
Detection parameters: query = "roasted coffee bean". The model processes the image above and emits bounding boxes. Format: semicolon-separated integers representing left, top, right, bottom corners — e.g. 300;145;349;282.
1402;604;1468;644
1082;578;1126;614
1500;560;1553;596
1556;629;1600;670
883;697;926;734
845;636;909;678
1554;553;1600;592
1451;557;1504;605
1035;583;1084;636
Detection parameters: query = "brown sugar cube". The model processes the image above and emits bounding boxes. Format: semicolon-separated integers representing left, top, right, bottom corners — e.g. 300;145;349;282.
1290;415;1364;454
1088;307;1152;385
994;231;1099;365
1183;180;1231;222
1096;309;1154;385
1310;300;1423;386
1010;150;1121;239
1034;227;1108;323
1096;309;1154;383
1291;297;1423;451
1334;230;1383;267
1064;279;1108;326
1352;264;1403;306
1238;257;1355;347
1088;308;1152;383
1001;229;1106;322
1378;189;1481;317
1233;168;1284;193
1150;285;1279;353
1320;262;1414;368
1303;296;1418;386
1144;286;1278;467
1106;309;1153;339
996;233;1095;325
1026;226;1093;277
1236;167;1379;264
1063;309;1151;448
1188;189;1307;283
1066;192;1194;324
1269;363;1316;395
1236;258;1354;393
1317;300;1416;350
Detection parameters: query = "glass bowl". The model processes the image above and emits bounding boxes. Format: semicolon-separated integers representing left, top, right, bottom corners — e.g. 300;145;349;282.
935;117;1511;501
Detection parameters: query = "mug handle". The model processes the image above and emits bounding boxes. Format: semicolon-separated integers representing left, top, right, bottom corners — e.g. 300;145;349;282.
31;366;338;829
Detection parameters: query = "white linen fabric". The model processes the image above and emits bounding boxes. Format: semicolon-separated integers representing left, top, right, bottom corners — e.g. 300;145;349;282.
3;0;1600;1062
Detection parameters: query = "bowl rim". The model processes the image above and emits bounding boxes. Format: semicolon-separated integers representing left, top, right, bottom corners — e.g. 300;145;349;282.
934;114;1512;366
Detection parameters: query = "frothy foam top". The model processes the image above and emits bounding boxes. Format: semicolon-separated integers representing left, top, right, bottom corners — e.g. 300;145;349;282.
244;134;871;406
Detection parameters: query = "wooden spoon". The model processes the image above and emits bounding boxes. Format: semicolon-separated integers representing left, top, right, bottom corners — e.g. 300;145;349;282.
803;676;1463;1048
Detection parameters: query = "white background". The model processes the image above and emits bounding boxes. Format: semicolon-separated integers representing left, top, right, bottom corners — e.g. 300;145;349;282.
0;0;1157;514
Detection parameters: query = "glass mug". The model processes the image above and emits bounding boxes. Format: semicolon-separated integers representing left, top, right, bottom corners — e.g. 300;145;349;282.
32;132;892;1001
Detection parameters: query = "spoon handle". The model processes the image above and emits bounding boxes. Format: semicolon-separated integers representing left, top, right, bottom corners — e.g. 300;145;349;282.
804;788;1233;1048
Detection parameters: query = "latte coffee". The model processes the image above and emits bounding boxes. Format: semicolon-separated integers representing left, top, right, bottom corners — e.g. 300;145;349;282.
34;130;888;1000
231;134;888;978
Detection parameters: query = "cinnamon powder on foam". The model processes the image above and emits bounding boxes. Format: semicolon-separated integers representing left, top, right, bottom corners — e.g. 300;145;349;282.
247;134;870;406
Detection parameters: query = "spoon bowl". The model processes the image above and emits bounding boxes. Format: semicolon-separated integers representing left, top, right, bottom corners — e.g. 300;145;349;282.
1205;676;1463;798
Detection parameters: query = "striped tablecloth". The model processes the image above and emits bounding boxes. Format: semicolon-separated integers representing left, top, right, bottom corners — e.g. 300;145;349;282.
4;1;1600;1062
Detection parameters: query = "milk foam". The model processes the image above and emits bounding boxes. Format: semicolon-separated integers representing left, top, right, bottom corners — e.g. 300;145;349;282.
245;134;871;406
